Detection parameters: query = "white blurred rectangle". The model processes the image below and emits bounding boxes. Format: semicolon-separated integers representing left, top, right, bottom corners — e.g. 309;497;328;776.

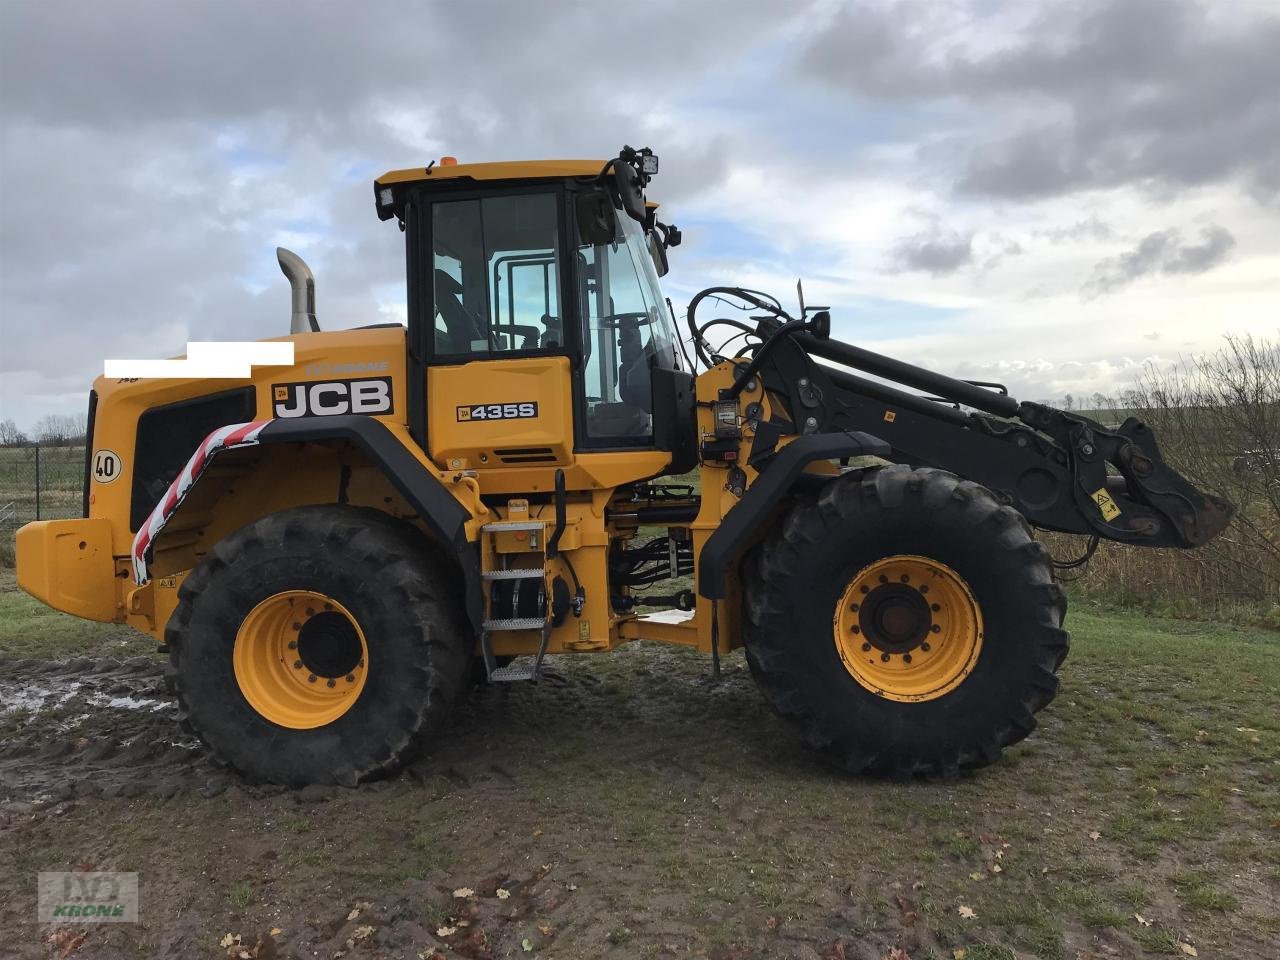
105;341;294;379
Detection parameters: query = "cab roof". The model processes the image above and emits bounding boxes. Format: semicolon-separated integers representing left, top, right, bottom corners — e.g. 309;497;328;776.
375;158;605;189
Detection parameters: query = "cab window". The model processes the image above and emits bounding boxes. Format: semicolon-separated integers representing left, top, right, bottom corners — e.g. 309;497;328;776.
431;193;562;355
578;214;678;441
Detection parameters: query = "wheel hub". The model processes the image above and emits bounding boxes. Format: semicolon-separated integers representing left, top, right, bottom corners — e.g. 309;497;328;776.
833;555;983;702
859;583;932;654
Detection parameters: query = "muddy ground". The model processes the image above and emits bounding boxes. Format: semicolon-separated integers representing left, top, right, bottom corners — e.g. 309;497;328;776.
1;576;1277;960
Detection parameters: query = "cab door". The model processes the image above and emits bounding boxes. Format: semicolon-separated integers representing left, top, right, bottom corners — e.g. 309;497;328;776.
417;189;577;471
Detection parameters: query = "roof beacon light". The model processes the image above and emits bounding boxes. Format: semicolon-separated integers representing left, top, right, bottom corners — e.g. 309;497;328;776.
440;156;458;166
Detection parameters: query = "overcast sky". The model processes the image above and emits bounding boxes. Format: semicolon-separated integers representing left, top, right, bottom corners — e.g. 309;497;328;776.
2;0;1277;428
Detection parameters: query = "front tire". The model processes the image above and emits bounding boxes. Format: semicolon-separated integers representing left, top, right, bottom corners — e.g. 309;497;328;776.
743;465;1069;777
166;506;470;786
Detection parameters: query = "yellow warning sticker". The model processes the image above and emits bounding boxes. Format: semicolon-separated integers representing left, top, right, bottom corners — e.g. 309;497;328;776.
1091;487;1121;521
883;410;897;423
578;620;591;641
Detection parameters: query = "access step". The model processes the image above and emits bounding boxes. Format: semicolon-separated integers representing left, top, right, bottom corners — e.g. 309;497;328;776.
481;569;546;580
482;617;547;631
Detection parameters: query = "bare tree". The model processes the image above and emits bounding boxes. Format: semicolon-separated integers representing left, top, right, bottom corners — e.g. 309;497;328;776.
33;413;85;446
0;418;27;446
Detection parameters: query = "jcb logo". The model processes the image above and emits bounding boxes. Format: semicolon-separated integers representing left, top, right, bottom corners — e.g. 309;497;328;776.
272;377;393;419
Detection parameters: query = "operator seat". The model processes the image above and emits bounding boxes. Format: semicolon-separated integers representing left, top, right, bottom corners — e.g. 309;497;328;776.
434;269;484;351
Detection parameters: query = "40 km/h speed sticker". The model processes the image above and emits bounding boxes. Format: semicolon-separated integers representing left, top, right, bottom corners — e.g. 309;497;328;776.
457;401;538;422
93;449;123;484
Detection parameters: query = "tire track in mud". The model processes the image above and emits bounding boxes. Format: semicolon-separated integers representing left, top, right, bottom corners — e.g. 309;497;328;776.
0;657;223;805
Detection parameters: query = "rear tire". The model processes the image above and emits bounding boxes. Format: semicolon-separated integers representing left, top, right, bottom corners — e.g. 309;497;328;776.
743;465;1069;777
166;506;470;786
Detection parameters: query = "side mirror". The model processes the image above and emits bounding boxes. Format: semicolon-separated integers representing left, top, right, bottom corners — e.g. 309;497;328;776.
576;188;616;245
648;231;669;277
613;161;647;222
808;309;831;340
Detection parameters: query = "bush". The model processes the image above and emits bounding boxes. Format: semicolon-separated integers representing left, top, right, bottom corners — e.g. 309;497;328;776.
1053;334;1280;624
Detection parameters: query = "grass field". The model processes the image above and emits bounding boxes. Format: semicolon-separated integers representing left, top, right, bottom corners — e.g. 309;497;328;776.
1;570;1277;959
0;445;85;528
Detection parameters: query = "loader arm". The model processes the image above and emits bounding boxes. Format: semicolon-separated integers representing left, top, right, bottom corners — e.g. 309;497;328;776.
691;292;1233;552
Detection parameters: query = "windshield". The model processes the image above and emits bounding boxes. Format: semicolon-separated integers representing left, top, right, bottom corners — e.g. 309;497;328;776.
577;213;679;442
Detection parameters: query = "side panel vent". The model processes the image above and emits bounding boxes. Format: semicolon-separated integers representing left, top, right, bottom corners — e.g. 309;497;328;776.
129;388;257;531
495;447;556;464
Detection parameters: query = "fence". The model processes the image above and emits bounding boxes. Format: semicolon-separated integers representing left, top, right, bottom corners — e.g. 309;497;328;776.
0;445;86;536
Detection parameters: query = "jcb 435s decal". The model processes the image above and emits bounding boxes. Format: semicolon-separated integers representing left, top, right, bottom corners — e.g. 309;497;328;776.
272;377;393;418
457;401;538;422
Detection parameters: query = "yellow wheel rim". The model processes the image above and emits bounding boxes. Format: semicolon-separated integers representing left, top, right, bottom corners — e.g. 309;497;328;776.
233;590;368;729
832;555;983;703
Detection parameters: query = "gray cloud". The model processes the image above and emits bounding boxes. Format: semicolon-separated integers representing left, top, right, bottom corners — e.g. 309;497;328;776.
889;226;974;275
803;0;1280;200
1084;224;1237;296
0;0;797;426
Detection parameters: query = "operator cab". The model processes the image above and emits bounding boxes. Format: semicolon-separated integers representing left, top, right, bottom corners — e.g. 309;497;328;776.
374;148;692;465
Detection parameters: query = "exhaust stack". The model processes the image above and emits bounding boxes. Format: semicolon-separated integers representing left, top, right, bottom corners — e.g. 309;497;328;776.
277;247;319;334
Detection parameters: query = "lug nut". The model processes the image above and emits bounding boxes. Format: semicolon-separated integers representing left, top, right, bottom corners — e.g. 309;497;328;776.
851;626;860;634
861;643;871;652
327;678;336;688
931;603;940;612
878;574;888;584
307;674;317;683
292;622;302;631
305;607;315;617
288;640;297;650
324;603;333;611
930;624;941;633
903;654;912;664
860;586;870;595
851;603;859;612
921;642;931;651
919;585;929;594
292;659;303;669
880;653;891;662
345;674;355;683
900;574;910;583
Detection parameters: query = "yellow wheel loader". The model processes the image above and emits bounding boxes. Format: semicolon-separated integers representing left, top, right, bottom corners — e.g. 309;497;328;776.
16;147;1233;785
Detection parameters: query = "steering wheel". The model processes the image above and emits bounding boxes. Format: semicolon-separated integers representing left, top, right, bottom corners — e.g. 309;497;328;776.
599;311;654;329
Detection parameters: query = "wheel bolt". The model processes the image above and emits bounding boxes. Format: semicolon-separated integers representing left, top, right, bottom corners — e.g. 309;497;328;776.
921;642;931;652
292;622;302;631
324;603;333;611
919;585;929;594
292;659;303;669
288;640;297;650
880;653;891;662
878;575;888;584
930;624;941;633
358;659;365;668
346;674;355;683
931;603;940;612
305;608;315;617
900;574;910;583
851;626;860;634
851;603;859;612
903;654;912;664
861;643;871;652
307;674;317;683
327;678;336;688
860;585;869;595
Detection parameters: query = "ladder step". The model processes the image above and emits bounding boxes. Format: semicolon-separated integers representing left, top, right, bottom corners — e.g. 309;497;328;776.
481;521;544;532
487;659;539;682
482;569;546;580
483;617;547;631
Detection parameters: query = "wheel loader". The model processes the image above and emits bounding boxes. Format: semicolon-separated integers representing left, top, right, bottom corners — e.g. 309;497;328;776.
16;146;1233;785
